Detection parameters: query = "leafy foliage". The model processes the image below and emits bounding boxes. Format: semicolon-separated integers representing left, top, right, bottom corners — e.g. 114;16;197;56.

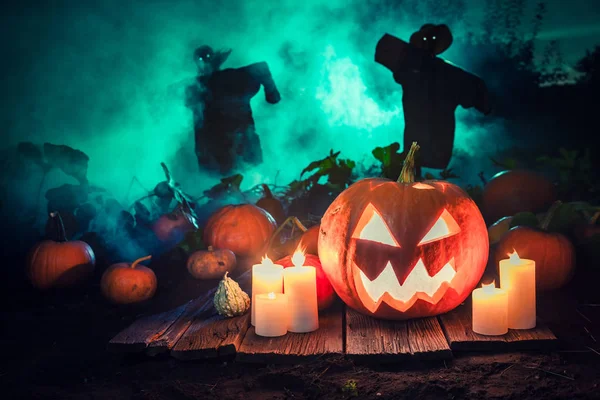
538;148;598;202
297;150;356;192
15;142;89;184
372;142;405;180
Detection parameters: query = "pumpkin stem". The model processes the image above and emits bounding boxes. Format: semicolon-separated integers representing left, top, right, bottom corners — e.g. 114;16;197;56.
49;211;68;242
223;271;229;280
397;142;420;184
207;245;214;252
265;216;307;257
131;255;152;269
540;200;562;231
261;184;274;199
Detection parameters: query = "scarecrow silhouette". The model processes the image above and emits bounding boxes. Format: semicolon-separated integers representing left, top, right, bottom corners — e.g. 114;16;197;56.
185;46;281;174
375;24;492;175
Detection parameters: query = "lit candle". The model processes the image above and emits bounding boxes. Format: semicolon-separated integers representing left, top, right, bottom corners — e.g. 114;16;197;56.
251;256;284;326
472;281;508;335
499;250;536;329
283;250;319;333
255;292;288;337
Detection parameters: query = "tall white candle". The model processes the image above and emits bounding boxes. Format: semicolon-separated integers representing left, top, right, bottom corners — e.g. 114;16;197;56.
283;251;319;333
472;281;508;335
499;250;536;329
251;256;284;326
255;292;288;337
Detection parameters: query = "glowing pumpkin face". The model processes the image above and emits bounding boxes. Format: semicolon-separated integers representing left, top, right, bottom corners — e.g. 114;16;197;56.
318;178;488;320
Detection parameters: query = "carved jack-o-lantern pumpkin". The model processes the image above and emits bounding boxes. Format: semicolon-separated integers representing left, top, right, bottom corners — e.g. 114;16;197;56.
319;143;488;320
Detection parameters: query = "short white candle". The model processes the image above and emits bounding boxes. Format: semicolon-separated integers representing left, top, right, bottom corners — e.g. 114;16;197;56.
283;250;319;333
251;256;284;326
255;292;288;337
472;281;508;336
499;250;536;329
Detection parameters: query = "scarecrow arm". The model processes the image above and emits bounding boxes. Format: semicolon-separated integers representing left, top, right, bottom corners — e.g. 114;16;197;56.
246;62;281;104
445;62;492;115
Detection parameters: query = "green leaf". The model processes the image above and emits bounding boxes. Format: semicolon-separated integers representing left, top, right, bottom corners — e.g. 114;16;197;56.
43;143;89;184
300;150;340;178
510;211;539;229
545;202;588;237
372;143;404;180
177;229;205;254
372;142;400;165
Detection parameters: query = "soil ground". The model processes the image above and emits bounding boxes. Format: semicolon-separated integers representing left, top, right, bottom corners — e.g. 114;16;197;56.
3;248;600;400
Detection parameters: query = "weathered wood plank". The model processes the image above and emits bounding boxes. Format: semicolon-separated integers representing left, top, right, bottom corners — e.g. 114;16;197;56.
108;270;251;355
345;308;411;362
345;308;451;362
439;304;558;352
407;317;453;360
146;288;216;356
170;313;251;360
107;301;190;353
237;304;344;364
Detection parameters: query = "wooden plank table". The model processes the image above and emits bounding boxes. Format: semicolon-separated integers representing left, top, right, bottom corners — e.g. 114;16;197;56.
439;303;558;352
109;290;559;362
171;313;251;360
345;308;452;362
108;271;250;355
237;303;344;363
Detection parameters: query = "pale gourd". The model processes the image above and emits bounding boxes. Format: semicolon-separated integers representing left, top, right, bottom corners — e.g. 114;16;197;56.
213;272;250;317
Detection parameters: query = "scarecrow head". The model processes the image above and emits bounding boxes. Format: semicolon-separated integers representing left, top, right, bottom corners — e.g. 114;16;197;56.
193;45;232;76
409;24;453;56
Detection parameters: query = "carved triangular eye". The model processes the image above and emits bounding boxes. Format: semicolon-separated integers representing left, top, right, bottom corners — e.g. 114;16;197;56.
418;209;460;245
352;204;400;247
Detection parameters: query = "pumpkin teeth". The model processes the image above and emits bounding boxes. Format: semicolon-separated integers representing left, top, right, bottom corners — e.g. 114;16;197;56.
358;258;456;304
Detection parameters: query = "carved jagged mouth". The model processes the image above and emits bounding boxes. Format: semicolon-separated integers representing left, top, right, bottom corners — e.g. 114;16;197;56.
355;258;456;313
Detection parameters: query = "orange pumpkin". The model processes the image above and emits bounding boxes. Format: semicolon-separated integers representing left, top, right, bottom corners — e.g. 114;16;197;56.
319;143;488;320
298;224;319;255
482;169;557;224
203;204;277;258
256;184;286;224
101;255;157;304
494;202;576;291
27;212;95;289
276;253;337;310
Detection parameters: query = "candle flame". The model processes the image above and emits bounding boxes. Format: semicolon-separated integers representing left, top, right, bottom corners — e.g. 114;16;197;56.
291;248;306;267
507;249;521;264
261;256;274;266
267;292;276;300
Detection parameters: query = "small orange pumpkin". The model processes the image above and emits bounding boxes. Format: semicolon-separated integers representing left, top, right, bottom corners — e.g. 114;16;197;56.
203;204;277;258
494;201;576;291
297;224;319;255
187;246;237;279
256;184;286;224
101;255;157;304
27;212;95;289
